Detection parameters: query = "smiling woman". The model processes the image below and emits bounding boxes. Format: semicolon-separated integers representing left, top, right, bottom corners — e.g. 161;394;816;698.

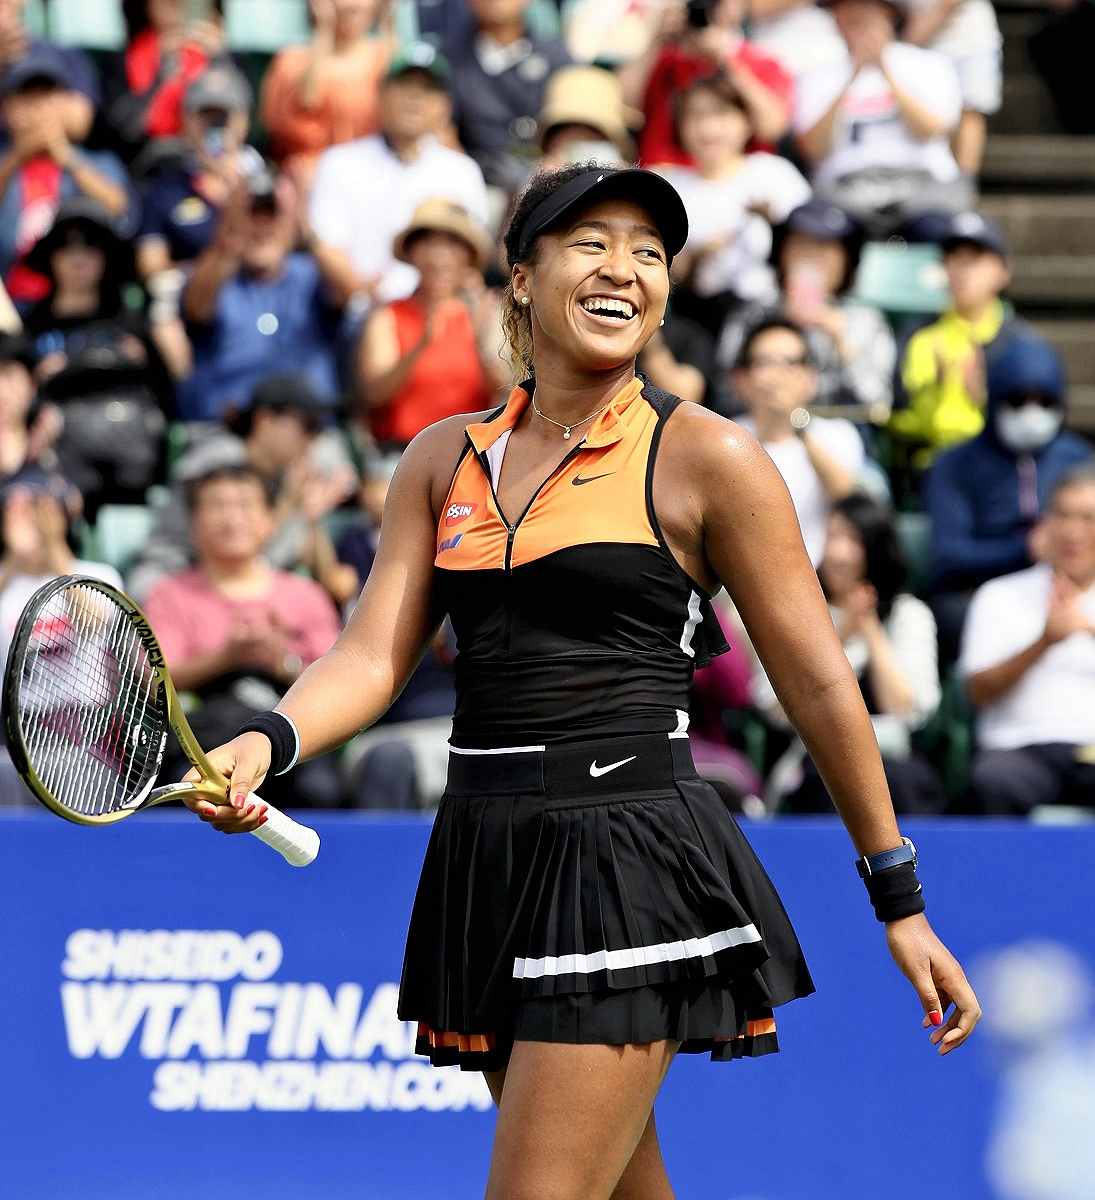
179;162;983;1199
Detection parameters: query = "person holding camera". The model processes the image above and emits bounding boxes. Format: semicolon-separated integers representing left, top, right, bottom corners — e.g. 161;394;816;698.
633;0;793;167
178;163;355;421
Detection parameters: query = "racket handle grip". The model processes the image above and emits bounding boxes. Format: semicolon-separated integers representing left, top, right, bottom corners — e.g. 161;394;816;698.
248;794;320;867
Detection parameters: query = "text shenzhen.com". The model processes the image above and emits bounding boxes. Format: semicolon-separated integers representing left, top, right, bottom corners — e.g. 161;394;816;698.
59;928;492;1114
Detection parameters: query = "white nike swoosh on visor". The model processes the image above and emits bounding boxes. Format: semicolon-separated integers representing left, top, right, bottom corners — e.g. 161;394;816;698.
589;756;638;778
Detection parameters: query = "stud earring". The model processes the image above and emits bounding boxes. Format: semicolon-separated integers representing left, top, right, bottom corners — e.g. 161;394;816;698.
659;319;665;327
519;296;531;306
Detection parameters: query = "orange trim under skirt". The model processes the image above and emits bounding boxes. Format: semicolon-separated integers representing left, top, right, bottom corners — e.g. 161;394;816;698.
716;1016;778;1043
417;1021;497;1055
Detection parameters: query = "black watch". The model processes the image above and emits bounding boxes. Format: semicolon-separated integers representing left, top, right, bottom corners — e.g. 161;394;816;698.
855;836;917;879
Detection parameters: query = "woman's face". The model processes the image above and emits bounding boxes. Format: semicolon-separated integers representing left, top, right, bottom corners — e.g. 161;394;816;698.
515;196;670;374
780;232;847;296
679;89;750;164
147;0;185;34
821;512;866;600
51;238;106;293
333;0;379;40
408;231;475;299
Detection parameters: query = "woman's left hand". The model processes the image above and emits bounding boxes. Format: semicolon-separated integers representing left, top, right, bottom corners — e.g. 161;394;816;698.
885;913;982;1055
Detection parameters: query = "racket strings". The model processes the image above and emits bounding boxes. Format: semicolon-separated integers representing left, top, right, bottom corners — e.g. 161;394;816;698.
16;581;165;817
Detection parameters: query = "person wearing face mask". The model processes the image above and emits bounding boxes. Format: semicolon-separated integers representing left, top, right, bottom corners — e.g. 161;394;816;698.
924;328;1092;664
960;466;1095;816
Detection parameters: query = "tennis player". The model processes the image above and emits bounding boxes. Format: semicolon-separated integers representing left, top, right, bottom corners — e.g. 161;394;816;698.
184;164;981;1199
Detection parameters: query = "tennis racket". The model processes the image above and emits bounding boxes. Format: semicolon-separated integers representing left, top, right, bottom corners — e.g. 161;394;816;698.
2;574;320;867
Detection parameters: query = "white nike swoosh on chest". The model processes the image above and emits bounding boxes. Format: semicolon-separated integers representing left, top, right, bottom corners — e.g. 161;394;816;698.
588;756;638;778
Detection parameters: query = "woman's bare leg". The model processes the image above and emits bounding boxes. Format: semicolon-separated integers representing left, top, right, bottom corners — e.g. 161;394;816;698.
483;1066;674;1199
482;1039;676;1200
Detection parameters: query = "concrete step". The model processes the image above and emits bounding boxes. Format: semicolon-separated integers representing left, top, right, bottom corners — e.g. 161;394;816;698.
1008;256;1095;306
979;195;1095;258
990;75;1058;136
1029;320;1095;385
981;136;1095;190
1066;386;1095;434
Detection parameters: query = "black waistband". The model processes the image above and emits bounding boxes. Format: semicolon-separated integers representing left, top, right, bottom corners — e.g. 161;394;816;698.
445;733;697;798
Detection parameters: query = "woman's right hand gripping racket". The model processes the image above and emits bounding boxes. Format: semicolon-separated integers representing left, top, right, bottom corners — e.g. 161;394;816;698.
2;574;320;867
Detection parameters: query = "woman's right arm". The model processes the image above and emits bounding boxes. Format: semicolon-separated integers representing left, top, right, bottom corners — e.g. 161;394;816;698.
358;303;430;411
182;416;467;826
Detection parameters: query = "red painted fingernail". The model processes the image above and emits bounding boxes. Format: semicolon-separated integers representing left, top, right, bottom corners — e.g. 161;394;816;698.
929;1011;942;1026
258;815;268;826
234;793;247;808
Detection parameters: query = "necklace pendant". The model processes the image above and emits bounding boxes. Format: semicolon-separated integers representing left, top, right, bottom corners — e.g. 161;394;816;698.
563;428;572;440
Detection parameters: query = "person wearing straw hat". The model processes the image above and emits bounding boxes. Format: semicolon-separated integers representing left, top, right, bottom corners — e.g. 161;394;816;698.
357;197;506;448
187;162;980;1197
538;65;639;169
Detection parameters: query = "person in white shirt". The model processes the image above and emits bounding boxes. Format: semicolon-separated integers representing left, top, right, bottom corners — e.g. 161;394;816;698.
795;0;970;235
747;0;848;83
658;72;811;313
308;43;490;310
732;317;866;565
960;465;1095;815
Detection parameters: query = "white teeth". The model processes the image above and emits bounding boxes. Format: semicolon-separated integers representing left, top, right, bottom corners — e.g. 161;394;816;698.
581;297;635;320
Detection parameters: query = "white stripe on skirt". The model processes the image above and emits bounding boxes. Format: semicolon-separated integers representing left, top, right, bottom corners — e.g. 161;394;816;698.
512;923;763;980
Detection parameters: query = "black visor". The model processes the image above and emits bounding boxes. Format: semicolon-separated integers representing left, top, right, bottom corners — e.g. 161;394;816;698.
514;167;689;265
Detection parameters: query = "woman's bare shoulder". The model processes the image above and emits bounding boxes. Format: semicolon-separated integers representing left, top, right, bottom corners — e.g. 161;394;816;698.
395;406;503;517
659;401;769;484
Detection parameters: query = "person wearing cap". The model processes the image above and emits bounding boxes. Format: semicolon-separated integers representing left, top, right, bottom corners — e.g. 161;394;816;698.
181;161;980;1193
537;65;637;169
262;0;396;186
137;63;261;378
795;0;970;235
0;48;134;308
925;328;1092;663
443;0;571;191
717;197;896;414
632;0;793;168
656;71;810;327
891;210;1022;468
179;164;351;421
20;198;173;518
309;42;489;309
358;197;504;447
0;0;100;141
128;370;356;602
114;0;227;147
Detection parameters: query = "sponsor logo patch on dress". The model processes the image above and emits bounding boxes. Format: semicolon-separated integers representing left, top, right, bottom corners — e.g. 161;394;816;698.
438;533;464;553
445;502;477;526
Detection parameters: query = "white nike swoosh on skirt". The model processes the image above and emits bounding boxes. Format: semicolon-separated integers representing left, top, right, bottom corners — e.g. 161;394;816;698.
588;756;638;778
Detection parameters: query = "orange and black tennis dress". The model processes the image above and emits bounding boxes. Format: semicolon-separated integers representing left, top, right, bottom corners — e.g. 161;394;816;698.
397;377;815;1069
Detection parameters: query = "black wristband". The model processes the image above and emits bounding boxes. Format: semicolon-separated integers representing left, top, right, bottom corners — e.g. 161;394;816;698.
862;861;925;923
236;711;300;777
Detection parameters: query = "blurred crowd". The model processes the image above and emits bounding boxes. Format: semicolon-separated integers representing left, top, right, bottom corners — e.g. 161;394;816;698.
1;0;1093;819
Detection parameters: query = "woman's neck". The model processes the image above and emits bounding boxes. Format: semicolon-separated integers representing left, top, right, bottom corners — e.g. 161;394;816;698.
201;557;271;593
52;287;100;318
525;357;638;434
480;18;525;46
696;151;745;180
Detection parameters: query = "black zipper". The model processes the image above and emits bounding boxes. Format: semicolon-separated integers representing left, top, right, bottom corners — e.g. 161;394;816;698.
472;435;587;574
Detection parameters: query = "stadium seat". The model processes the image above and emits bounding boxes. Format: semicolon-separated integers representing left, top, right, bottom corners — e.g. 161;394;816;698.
92;505;155;577
895;510;933;594
852;243;950;316
41;0;124;47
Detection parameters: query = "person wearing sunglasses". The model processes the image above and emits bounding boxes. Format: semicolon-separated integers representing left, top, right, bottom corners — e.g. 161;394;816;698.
925;327;1092;663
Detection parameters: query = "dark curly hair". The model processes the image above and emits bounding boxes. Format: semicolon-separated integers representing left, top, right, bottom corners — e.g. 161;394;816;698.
500;162;618;380
829;493;908;622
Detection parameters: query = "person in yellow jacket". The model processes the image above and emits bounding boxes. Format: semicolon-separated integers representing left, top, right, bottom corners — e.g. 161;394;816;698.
890;211;1014;466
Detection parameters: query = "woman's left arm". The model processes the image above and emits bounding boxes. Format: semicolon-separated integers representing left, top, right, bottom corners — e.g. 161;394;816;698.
665;406;981;1053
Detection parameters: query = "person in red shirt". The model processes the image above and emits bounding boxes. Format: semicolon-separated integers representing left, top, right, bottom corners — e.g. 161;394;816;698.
357;197;506;448
633;0;793;167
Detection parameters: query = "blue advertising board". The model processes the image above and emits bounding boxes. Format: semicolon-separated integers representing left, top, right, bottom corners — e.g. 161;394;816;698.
2;811;1093;1200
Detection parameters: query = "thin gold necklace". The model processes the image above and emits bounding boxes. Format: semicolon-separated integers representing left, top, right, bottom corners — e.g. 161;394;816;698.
531;394;610;440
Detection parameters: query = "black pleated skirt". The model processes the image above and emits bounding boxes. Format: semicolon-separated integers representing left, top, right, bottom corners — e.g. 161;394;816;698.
397;733;816;1071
